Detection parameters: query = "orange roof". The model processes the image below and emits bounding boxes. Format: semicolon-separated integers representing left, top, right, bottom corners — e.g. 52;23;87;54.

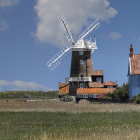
89;82;104;88
130;55;140;74
77;88;115;94
104;81;118;86
93;70;103;76
59;83;69;95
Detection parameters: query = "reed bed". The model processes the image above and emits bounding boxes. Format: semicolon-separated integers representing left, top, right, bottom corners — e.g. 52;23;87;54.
0;99;140;113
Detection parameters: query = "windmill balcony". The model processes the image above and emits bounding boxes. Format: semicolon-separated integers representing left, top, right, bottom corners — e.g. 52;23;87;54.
66;77;92;82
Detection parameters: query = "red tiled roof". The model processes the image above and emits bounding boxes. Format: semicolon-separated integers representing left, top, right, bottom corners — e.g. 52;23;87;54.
104;81;118;86
89;82;104;88
77;88;115;94
93;70;103;76
130;55;140;74
59;83;69;95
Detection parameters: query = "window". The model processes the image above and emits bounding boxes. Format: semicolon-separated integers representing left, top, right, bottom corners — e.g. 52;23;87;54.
108;85;113;88
96;77;102;82
83;94;88;99
80;60;84;65
93;94;98;98
79;51;83;55
80;83;84;88
79;74;84;81
79;74;83;77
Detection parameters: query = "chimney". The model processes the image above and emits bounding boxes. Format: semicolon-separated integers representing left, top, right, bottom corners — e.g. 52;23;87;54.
130;44;133;57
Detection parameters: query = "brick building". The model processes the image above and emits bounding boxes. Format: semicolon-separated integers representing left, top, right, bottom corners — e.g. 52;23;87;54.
59;44;117;100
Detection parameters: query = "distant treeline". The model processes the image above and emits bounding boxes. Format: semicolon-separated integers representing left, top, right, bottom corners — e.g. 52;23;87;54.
0;90;59;99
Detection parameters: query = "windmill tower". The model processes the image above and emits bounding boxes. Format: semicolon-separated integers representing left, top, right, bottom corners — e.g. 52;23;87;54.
47;14;100;96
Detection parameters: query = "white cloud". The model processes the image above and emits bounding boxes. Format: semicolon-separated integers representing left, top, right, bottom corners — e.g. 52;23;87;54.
0;19;9;30
34;0;118;47
0;80;53;91
108;32;122;40
0;0;19;8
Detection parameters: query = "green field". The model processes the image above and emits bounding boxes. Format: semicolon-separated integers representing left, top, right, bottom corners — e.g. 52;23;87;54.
0;111;140;140
0;94;140;140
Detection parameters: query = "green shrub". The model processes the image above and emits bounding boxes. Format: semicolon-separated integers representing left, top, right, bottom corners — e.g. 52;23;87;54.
108;83;129;101
99;95;111;100
60;95;74;102
132;94;140;104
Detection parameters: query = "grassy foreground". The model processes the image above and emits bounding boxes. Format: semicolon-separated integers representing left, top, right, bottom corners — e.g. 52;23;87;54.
0;112;140;140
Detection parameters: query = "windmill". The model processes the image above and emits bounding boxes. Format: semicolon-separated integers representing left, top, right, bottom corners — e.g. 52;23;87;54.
47;14;100;95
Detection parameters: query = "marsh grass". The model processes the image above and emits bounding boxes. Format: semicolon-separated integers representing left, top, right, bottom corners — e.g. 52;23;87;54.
0;112;140;140
0;100;140;139
39;129;140;140
0;99;140;113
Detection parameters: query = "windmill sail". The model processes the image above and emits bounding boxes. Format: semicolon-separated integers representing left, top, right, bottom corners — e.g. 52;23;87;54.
47;14;100;71
59;14;74;45
79;19;100;39
47;46;71;71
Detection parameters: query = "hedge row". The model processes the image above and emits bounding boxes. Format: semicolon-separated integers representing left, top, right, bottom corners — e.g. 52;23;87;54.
0;90;59;99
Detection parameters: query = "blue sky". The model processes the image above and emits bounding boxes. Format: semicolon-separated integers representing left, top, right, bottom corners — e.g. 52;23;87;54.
0;0;140;91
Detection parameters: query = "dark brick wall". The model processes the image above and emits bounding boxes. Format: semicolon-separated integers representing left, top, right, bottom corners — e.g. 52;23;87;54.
70;50;94;77
69;50;94;95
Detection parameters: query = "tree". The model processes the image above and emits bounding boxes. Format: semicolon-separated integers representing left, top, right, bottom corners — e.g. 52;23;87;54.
132;94;140;104
109;83;129;101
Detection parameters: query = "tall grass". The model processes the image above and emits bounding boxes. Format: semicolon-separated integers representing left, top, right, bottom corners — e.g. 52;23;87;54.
0;98;140;139
0;99;140;112
0;112;140;140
